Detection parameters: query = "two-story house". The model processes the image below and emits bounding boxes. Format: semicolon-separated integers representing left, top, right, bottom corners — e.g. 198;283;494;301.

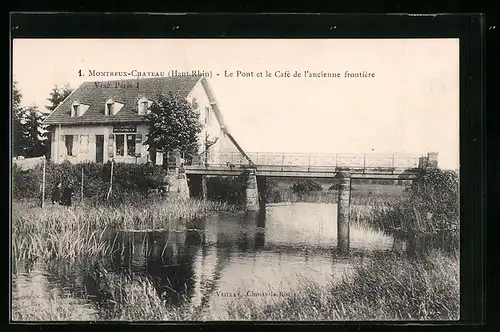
43;76;245;165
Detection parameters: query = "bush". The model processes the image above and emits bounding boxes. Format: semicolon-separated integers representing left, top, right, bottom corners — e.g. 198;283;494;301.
290;179;322;196
206;175;247;206
265;178;282;203
11;161;168;203
328;180;341;191
371;168;459;255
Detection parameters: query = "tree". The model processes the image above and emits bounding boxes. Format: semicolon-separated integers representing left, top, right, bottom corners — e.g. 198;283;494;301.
38;84;73;159
12;81;50;158
17;106;46;157
409;168;459;229
265;178;282;203
144;91;203;158
46;84;73;112
12;81;24;156
13;81;22;113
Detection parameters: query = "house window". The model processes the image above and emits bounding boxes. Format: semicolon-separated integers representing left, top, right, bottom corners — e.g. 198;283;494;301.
139;101;148;115
205;106;211;125
65;135;74;156
115;134;125;156
71;105;79;117
106;103;114;115
126;134;136;156
114;134;137;157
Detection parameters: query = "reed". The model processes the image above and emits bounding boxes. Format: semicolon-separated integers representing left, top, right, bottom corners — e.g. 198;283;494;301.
12;198;235;264
92;272;203;321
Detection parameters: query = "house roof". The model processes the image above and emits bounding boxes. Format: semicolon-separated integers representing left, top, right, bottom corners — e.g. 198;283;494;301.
43;76;201;125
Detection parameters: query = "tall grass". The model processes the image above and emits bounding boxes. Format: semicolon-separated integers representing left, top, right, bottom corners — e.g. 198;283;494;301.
12;198;235;264
11;268;204;321
92;272;204;321
12;250;458;321
11;272;97;321
11;290;96;321
224;250;459;321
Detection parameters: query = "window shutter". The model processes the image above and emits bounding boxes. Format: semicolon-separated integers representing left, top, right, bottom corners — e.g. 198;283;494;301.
73;135;79;155
80;135;89;153
135;134;142;157
59;135;65;157
108;134;114;158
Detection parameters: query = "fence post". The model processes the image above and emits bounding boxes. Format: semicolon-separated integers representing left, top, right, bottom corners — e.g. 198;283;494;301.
363;154;366;170
81;166;84;203
40;156;46;208
392;154;395;168
106;159;114;201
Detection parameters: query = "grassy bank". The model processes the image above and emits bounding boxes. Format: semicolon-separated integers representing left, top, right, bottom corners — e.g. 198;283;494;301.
12;197;236;264
266;181;406;205
224;250;459;321
11;250;459;321
11;271;97;321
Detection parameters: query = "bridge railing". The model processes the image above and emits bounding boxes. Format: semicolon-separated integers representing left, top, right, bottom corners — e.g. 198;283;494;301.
187;152;424;169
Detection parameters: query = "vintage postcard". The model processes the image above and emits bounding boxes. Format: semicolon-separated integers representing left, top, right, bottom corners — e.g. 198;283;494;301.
11;38;460;321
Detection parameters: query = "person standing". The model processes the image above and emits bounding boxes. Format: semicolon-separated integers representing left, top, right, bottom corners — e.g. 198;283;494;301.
51;181;62;204
61;182;75;207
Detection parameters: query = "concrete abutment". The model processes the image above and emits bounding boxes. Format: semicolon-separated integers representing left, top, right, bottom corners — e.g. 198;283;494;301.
336;171;351;254
201;175;208;200
245;169;259;211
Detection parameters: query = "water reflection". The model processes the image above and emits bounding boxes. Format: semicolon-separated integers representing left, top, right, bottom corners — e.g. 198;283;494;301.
12;203;395;320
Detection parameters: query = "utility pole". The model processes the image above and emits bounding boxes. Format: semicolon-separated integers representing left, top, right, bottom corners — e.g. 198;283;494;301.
40;156;46;208
81;166;84;203
204;131;208;167
106;159;114;201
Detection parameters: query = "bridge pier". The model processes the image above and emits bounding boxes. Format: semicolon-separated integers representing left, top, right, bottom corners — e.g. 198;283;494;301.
245;169;259;211
178;173;190;200
336;171;351;254
201;175;208;200
257;176;267;216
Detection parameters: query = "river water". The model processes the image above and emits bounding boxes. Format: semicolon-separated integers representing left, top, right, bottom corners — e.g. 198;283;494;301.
12;203;395;320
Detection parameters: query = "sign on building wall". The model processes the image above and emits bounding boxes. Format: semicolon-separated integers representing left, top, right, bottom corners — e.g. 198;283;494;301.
113;124;137;133
156;152;163;166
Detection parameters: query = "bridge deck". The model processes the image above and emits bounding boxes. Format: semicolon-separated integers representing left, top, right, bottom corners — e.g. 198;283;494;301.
184;152;424;179
184;166;421;179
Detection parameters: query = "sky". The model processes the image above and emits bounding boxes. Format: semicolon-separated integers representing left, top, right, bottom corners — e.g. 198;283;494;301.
12;39;459;170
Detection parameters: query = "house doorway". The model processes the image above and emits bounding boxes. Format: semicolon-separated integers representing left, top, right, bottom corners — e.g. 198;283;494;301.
149;146;157;164
96;135;104;163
